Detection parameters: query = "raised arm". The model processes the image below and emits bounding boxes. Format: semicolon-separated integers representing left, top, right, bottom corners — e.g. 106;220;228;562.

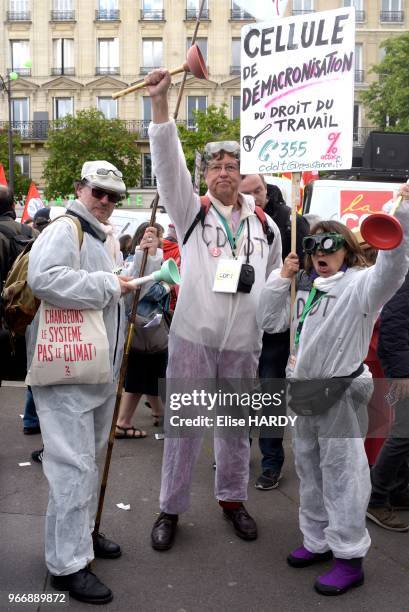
145;69;200;235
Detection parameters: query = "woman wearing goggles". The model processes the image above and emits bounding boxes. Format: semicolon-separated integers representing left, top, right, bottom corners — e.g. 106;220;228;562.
258;191;409;597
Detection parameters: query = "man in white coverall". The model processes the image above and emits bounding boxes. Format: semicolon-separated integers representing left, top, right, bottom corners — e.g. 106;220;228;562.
145;69;282;551
27;161;133;605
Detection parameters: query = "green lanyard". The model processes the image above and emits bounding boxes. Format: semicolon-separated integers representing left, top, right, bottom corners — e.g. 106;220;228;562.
294;287;325;347
212;205;244;256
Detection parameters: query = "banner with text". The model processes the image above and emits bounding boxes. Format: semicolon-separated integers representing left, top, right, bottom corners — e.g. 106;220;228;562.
240;7;355;174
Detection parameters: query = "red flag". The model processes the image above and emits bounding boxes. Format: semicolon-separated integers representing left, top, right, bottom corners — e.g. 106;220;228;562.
21;182;45;223
0;163;8;187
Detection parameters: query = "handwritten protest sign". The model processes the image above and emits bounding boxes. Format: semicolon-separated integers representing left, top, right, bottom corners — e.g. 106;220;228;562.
240;8;355;174
26;303;111;385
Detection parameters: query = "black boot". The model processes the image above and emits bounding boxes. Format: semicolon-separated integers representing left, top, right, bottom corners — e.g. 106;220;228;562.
222;504;258;540
93;532;122;559
151;512;178;551
51;568;113;604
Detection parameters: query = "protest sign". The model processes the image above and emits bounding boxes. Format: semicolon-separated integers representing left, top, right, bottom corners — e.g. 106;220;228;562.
240;7;355;174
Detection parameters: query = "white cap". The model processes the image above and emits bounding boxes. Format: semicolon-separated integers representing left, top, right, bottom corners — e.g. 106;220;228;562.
81;160;126;194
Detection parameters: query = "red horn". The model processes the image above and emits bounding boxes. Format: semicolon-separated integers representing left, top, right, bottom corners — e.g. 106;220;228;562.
360;213;403;250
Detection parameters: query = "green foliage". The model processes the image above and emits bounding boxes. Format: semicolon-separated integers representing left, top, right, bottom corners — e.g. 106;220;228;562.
177;105;240;191
361;33;409;130
43;108;141;198
0;129;31;200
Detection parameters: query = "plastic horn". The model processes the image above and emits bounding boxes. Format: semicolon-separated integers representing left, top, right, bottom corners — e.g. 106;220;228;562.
112;44;208;100
128;258;180;289
360;196;404;250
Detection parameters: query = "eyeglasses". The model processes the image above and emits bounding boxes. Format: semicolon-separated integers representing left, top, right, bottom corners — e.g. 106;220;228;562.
204;141;240;162
206;162;240;174
94;167;123;178
302;233;345;254
90;186;123;204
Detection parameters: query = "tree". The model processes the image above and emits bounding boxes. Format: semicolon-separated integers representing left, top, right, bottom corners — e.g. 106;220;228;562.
0;129;31;200
177;104;240;179
361;33;409;130
43;108;141;198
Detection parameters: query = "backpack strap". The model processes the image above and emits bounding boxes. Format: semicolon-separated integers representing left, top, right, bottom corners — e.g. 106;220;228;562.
50;214;84;248
254;206;275;245
182;195;211;246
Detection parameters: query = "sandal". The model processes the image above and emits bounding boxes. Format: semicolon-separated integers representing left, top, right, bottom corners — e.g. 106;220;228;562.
115;425;147;439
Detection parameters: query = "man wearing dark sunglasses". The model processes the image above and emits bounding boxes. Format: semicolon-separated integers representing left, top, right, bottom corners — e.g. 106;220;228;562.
26;159;134;605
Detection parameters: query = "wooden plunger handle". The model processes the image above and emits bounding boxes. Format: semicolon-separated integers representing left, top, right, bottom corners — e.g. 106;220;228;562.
112;64;186;99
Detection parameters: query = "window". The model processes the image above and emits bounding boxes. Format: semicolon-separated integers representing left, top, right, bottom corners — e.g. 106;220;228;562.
231;39;241;74
97;38;119;74
97;0;119;20
231;96;240;120
11;97;29;136
53;97;73;119
51;0;74;20
142;154;156;188
353;104;361;143
186;0;208;20
187;96;206;129
355;43;364;83
142;39;163;73
292;0;314;14
231;1;253;19
10;40;30;75
381;0;403;21
98;97;117;119
15;154;30;177
8;0;30;20
343;0;364;21
52;39;74;75
187;38;207;64
141;0;164;20
141;97;152;137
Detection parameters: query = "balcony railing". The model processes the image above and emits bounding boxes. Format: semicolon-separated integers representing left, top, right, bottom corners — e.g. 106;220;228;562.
95;9;120;21
186;8;209;20
380;10;404;22
141;176;157;188
140;9;165;20
230;65;240;75
8;67;31;77
353;126;374;146
355;10;365;22
50;10;75;21
95;66;120;75
354;69;365;83
230;9;254;20
292;9;315;15
140;66;161;74
51;67;75;76
6;11;31;21
0;119;191;141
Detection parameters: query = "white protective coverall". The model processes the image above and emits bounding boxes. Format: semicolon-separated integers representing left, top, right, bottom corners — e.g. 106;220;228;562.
149;120;282;513
257;199;409;559
27;199;126;576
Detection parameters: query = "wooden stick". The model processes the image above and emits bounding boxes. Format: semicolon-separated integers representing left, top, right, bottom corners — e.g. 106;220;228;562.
289;175;298;350
112;65;186;99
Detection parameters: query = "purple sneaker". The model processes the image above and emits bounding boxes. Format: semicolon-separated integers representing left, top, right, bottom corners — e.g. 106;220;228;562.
287;545;333;568
314;558;364;596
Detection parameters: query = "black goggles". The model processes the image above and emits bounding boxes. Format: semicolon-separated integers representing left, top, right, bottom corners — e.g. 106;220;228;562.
90;186;123;204
302;233;345;254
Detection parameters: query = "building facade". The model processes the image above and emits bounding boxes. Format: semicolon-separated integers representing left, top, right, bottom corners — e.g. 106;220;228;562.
0;0;408;195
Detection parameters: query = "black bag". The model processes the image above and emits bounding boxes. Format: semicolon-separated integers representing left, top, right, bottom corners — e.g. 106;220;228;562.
0;326;27;382
130;282;172;354
0;220;33;287
287;364;364;417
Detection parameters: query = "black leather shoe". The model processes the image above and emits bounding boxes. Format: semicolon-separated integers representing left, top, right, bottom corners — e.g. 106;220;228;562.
151;512;178;551
223;504;258;540
51;568;113;604
93;532;122;559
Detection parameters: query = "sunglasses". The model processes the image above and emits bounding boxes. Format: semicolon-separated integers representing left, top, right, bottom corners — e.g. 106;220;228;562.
204;141;240;162
302;233;345;254
94;167;123;178
90;186;123;204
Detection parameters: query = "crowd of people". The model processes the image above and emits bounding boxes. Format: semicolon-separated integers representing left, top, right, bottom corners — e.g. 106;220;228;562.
0;65;408;606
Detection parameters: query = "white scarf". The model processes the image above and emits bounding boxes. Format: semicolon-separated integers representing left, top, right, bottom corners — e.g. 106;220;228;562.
313;270;345;293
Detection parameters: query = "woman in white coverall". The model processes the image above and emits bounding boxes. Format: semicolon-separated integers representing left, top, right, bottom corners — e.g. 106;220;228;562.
27;161;133;605
257;185;409;596
144;69;282;551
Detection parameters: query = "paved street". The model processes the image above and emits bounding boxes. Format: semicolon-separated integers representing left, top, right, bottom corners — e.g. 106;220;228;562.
1;383;408;612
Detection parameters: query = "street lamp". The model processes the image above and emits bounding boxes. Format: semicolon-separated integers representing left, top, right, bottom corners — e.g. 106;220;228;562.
0;59;32;196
